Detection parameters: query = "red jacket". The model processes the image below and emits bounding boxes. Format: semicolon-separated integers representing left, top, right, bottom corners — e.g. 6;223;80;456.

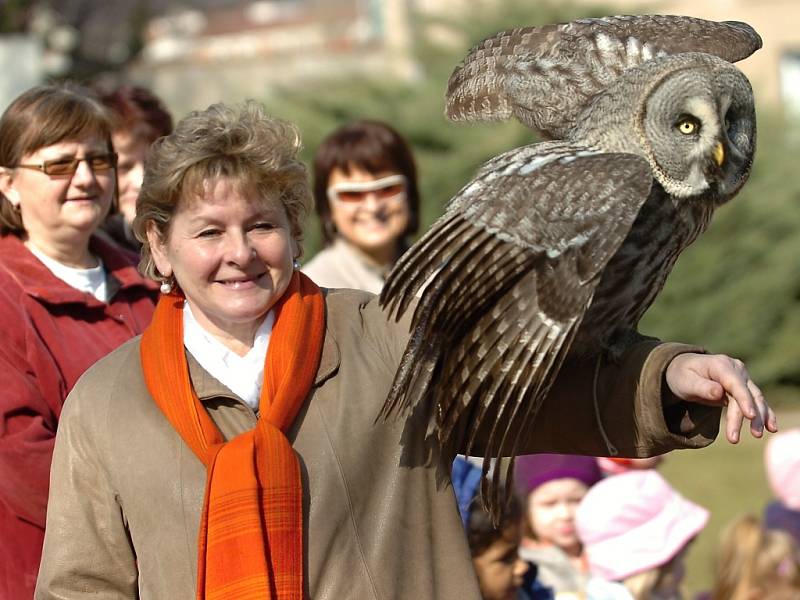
0;234;157;599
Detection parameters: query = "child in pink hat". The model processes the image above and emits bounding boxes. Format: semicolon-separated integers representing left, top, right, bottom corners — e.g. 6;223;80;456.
575;470;708;599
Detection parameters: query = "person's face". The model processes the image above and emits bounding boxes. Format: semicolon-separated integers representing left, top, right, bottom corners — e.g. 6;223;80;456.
148;176;298;349
526;478;590;552
112;129;151;225
1;136;114;245
327;164;410;263
472;524;529;600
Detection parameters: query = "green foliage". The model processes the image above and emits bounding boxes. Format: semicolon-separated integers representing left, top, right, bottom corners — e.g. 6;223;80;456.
0;0;34;33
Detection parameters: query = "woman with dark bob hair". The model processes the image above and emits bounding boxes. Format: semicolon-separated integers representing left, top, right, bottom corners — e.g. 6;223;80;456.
303;119;419;293
0;84;157;599
37;101;772;600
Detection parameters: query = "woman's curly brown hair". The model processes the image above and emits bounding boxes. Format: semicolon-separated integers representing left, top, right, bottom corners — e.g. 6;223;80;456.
133;101;311;281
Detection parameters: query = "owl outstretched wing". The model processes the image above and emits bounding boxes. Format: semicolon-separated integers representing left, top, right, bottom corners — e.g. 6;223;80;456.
380;142;652;496
446;14;761;138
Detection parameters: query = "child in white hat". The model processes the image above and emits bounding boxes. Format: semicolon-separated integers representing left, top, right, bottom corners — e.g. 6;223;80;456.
575;470;708;600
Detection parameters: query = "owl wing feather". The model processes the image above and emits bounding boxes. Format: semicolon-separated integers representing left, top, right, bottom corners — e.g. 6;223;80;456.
446;14;761;138
379;143;653;482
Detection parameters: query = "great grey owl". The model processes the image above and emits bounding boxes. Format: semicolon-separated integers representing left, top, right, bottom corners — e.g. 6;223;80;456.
379;14;759;499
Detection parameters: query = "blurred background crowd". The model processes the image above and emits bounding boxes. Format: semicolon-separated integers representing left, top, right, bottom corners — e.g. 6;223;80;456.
455;438;800;598
1;0;799;597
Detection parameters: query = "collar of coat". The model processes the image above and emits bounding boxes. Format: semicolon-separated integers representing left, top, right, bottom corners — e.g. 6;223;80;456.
0;233;157;306
188;294;340;404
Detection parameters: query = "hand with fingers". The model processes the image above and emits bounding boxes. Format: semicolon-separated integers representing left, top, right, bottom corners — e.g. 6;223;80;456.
665;353;778;443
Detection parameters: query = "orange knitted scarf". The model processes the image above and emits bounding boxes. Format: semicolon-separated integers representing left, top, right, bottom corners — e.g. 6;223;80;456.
140;271;325;600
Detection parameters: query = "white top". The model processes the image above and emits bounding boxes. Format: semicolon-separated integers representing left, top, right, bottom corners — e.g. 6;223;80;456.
302;237;388;294
28;243;108;302
182;303;273;412
585;578;635;600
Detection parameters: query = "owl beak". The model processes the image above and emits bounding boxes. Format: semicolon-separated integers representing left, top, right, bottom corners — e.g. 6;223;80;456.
713;142;725;167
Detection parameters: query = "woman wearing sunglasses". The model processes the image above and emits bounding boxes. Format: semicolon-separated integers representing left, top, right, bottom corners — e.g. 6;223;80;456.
0;83;157;599
303;119;419;293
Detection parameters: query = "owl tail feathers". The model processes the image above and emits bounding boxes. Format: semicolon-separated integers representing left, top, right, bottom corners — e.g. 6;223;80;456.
379;267;578;520
380;212;472;321
377;331;440;422
471;308;577;520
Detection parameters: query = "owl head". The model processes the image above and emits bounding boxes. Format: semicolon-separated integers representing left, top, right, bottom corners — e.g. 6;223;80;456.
574;53;756;202
445;15;761;203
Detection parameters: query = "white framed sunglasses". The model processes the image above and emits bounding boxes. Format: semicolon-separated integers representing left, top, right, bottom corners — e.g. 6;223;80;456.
327;174;406;204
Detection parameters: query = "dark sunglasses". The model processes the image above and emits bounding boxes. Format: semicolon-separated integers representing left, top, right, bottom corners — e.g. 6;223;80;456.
16;152;118;177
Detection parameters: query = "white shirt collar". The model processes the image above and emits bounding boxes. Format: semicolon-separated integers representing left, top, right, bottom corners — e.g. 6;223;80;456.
182;302;274;412
27;242;107;302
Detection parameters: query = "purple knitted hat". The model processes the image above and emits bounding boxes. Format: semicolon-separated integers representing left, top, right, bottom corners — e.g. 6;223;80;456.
515;453;603;497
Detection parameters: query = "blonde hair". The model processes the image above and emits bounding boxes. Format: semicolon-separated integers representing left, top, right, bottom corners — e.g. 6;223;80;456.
711;514;800;600
133;100;311;281
623;569;661;599
621;550;686;600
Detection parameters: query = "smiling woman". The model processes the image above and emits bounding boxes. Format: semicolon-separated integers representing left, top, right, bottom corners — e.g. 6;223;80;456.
303;119;420;293
0;83;157;599
35;100;774;600
147;178;297;355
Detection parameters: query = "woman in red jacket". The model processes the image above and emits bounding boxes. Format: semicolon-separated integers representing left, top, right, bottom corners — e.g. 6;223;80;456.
0;83;157;599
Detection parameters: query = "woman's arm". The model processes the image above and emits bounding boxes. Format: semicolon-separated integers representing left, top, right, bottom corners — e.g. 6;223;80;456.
35;382;138;599
459;341;775;458
0;287;62;531
366;292;775;459
0;352;56;530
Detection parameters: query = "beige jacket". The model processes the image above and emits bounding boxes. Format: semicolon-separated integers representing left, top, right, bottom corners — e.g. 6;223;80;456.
302;238;389;294
36;289;719;600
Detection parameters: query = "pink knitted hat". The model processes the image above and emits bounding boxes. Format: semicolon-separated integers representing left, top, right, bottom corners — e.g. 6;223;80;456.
575;470;708;581
765;428;800;510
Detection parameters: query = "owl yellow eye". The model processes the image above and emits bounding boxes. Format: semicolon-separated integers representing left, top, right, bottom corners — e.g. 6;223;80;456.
676;117;700;135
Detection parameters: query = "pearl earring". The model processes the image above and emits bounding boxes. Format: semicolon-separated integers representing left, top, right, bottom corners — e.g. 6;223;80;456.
293;259;301;270
160;280;173;294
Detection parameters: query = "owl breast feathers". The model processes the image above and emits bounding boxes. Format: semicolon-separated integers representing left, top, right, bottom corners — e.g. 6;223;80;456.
379;14;759;503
